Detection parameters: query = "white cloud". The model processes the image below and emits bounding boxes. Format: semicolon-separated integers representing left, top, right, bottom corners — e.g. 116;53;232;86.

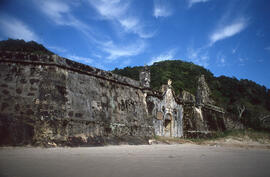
238;57;248;66
120;59;132;67
216;52;227;67
257;59;264;63
265;46;270;51
88;0;129;19
37;0;96;41
88;0;154;38
67;55;93;64
220;58;225;64
210;19;247;45
119;18;138;30
102;40;146;60
187;47;209;68
153;0;173;18
148;49;177;65
66;54;108;70
39;0;70;25
0;15;39;41
37;0;147;61
232;47;237;54
47;46;67;53
188;0;210;8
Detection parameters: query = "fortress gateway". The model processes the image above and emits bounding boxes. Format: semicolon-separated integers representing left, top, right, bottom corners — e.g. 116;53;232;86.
0;51;228;146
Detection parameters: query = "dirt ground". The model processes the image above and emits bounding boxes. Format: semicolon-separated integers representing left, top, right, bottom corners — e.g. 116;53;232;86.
1;144;270;177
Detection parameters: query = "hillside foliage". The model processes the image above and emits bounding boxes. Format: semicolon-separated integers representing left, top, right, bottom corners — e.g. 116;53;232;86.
113;60;270;130
0;39;54;55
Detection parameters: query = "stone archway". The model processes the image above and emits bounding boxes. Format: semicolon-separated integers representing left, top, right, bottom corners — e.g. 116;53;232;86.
164;114;172;137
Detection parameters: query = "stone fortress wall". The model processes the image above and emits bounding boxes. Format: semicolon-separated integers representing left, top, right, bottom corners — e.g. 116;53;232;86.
0;51;154;146
0;51;232;146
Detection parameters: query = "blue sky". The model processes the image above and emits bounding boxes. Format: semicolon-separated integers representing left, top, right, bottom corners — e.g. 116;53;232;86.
0;0;269;88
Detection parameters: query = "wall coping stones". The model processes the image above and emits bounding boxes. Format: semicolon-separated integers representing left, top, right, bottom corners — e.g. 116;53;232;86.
0;51;144;90
0;50;226;115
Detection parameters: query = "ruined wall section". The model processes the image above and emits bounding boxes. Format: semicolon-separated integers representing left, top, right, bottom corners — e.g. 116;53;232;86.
182;104;226;138
146;90;183;138
0;51;153;146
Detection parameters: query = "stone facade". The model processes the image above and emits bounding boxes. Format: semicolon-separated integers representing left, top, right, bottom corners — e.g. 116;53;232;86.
0;51;230;146
147;80;183;137
0;51;152;146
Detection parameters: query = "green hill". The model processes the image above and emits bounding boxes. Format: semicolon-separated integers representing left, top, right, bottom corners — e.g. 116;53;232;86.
0;39;53;55
113;60;270;130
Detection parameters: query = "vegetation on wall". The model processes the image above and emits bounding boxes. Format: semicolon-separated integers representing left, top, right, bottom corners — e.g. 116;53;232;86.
113;60;270;130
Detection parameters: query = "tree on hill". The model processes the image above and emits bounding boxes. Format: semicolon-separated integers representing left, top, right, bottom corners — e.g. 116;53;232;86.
112;60;270;130
0;39;54;55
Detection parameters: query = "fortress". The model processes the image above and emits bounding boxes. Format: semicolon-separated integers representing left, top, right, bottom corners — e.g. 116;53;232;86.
0;51;235;146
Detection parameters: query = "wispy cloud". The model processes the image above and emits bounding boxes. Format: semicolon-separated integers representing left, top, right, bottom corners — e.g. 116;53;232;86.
187;47;209;68
67;55;93;64
265;46;270;51
37;0;108;44
153;0;173;18
88;0;154;38
39;0;70;25
102;40;146;60
36;0;147;61
232;46;238;54
148;49;177;65
238;57;248;66
216;52;227;67
257;59;264;63
120;59;132;67
88;0;129;19
0;14;39;41
220;58;225;64
66;54;108;70
47;46;67;53
210;19;247;45
187;0;210;8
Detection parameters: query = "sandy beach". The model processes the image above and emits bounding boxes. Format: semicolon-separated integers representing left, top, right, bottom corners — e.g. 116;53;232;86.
1;144;270;177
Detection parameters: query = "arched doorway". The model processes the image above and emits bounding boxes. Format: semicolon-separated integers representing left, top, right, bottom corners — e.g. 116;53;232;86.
164;114;172;137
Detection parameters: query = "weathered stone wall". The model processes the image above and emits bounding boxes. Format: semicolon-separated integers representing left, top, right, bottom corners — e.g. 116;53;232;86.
0;51;153;146
182;104;226;138
146;93;183;138
0;51;231;146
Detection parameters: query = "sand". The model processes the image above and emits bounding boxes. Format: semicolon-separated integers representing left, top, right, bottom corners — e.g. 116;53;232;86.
1;144;270;177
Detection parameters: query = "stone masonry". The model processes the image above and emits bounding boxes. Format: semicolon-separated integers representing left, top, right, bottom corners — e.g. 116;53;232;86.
0;51;228;146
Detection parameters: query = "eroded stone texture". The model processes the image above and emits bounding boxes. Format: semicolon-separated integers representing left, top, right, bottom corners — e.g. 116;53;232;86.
196;75;215;105
139;66;150;88
179;90;196;103
0;51;232;146
147;80;183;137
0;51;153;146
